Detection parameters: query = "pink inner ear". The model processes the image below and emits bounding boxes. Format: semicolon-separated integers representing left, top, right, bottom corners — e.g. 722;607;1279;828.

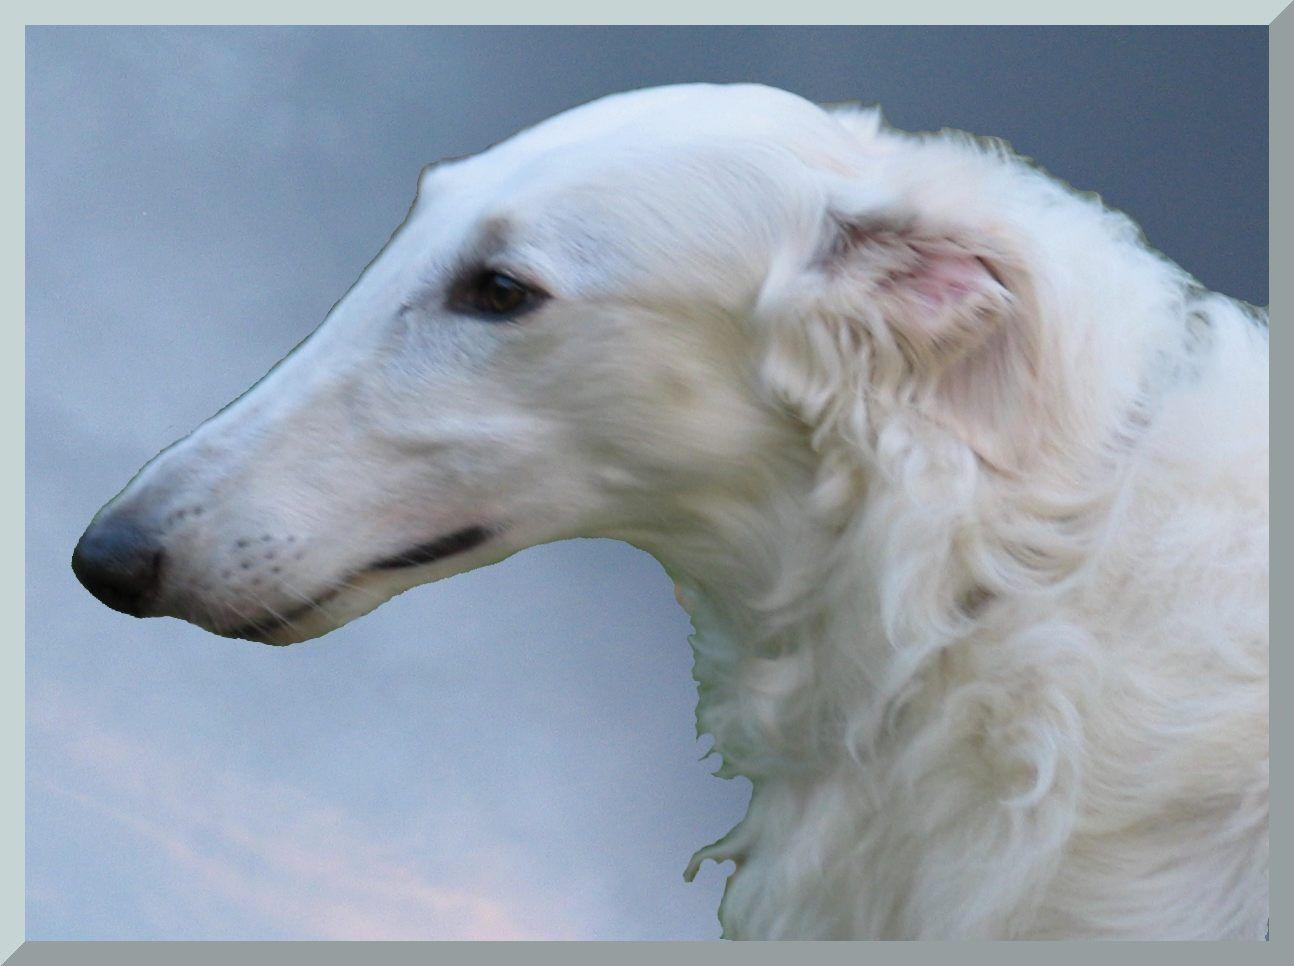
885;245;993;310
905;249;998;309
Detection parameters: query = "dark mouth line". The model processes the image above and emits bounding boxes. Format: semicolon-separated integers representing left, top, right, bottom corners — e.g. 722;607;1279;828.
368;525;493;571
218;524;495;641
221;587;343;642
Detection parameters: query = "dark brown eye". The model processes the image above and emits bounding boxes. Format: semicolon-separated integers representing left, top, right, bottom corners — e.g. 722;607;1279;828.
451;269;545;319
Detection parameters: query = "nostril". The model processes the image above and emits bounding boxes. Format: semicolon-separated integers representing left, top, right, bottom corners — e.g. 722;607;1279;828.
71;516;164;618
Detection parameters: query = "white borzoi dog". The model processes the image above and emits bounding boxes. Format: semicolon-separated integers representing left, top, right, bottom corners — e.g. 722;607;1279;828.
72;84;1269;940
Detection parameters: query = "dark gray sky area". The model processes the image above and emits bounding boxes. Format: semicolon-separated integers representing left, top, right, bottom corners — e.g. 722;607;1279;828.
26;26;1267;939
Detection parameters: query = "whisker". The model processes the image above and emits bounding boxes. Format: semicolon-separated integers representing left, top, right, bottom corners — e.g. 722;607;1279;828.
240;587;294;631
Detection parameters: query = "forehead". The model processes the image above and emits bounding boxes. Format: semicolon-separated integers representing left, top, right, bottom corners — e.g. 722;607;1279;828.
409;85;847;292
428;83;845;190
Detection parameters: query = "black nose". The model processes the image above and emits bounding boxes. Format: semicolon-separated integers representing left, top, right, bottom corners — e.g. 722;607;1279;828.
71;515;163;617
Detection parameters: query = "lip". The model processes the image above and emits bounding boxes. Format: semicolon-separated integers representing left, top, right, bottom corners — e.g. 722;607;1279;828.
368;525;493;570
219;588;343;643
217;524;495;642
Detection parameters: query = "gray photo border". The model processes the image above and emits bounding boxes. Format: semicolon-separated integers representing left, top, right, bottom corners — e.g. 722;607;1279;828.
7;4;1286;961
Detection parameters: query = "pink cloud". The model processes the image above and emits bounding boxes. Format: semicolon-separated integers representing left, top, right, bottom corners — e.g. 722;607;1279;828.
30;690;581;940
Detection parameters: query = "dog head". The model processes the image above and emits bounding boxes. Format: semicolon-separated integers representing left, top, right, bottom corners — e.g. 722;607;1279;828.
72;83;1044;643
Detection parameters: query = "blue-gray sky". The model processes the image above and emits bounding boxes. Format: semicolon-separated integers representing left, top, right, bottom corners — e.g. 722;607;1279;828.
26;26;1268;940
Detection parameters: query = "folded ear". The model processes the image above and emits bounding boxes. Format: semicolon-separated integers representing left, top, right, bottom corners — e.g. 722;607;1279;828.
828;220;1014;362
759;210;1046;485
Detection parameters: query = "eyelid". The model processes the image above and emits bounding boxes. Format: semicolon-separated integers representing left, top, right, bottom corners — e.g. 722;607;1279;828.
481;264;549;298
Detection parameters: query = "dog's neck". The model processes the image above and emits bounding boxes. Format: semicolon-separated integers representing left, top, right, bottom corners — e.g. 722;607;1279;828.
636;455;900;779
642;407;1133;782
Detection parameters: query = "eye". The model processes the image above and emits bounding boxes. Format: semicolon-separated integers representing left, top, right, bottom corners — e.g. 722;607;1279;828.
450;268;547;319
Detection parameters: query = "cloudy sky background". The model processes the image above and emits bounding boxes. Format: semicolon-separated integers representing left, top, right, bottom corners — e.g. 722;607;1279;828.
26;26;1267;940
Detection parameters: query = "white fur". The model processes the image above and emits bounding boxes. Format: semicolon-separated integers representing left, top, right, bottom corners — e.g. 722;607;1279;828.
96;84;1268;939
